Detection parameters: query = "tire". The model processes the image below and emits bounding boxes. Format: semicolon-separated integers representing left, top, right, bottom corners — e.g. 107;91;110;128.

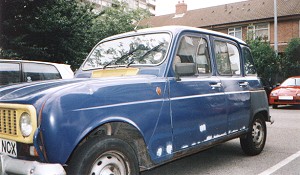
240;115;267;156
67;136;139;175
272;104;278;109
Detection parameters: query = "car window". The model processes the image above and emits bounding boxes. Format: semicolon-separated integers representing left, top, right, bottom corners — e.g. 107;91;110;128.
214;40;241;75
281;78;300;86
23;63;61;82
0;63;21;85
83;33;171;70
297;79;300;86
174;35;211;76
243;47;257;75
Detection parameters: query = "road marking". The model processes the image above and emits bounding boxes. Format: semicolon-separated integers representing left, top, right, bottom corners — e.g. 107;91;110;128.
258;150;300;175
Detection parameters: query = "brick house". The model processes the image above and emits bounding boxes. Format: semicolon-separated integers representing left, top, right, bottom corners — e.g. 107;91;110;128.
141;0;300;53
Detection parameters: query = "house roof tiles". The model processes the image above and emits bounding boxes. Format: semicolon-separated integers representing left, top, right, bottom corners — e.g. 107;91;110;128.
141;0;300;28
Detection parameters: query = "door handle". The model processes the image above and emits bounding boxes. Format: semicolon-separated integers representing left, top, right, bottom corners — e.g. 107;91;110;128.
210;82;222;89
239;82;249;88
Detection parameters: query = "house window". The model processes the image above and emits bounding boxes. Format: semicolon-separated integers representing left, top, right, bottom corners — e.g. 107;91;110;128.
247;23;269;41
228;27;242;39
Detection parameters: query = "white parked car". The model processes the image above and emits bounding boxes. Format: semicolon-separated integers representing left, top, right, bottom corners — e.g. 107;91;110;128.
0;59;74;86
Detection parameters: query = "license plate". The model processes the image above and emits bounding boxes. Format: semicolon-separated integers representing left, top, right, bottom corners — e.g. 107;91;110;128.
279;96;293;100
0;138;17;157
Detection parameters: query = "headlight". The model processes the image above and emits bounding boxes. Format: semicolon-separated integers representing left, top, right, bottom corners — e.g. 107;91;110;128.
270;92;278;96
20;112;32;137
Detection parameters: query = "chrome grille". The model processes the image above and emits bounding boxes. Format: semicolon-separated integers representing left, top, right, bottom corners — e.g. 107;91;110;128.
0;109;17;136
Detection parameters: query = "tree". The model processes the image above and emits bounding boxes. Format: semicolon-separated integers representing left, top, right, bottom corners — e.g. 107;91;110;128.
282;38;300;78
0;0;98;68
91;1;150;41
0;0;150;69
0;0;48;58
247;38;279;85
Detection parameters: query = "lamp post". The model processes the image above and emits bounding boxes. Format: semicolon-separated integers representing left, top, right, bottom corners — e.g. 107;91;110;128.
274;0;278;55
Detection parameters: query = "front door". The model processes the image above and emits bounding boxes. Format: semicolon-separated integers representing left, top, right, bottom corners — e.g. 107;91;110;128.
170;34;227;152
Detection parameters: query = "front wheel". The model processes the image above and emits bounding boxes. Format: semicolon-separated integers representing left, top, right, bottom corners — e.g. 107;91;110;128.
240;115;267;156
67;136;139;175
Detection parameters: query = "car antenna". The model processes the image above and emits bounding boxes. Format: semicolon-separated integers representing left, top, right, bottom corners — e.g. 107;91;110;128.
134;17;144;32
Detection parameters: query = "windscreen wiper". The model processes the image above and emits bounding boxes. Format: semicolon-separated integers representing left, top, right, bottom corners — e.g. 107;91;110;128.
126;43;164;67
103;47;140;69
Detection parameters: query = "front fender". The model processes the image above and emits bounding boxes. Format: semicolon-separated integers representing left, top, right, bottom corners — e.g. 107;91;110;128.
36;79;169;164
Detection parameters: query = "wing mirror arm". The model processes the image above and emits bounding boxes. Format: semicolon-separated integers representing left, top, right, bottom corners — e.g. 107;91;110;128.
175;73;181;81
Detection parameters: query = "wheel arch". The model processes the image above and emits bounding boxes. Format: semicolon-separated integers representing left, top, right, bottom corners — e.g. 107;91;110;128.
250;90;271;123
247;108;269;132
254;109;269;122
66;120;154;171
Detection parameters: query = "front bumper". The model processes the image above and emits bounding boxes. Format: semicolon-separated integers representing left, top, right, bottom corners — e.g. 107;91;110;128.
0;154;66;175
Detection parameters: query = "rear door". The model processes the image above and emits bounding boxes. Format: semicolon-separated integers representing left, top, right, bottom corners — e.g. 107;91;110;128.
212;37;251;134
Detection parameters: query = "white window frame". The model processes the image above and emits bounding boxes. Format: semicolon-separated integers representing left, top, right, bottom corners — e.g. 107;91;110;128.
247;23;270;41
228;27;242;39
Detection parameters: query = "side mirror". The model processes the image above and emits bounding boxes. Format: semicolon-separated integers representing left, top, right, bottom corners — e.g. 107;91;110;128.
175;63;196;77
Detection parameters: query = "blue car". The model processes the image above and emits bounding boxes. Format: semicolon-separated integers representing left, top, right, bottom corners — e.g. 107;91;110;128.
0;26;271;175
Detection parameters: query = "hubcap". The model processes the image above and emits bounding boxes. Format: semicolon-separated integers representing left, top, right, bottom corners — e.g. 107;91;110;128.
90;151;127;175
252;120;264;148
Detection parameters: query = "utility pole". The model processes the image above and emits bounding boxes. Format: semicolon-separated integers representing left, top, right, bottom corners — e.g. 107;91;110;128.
274;0;278;55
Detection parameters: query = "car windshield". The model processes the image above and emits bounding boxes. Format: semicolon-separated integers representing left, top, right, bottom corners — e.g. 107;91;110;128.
281;78;300;86
83;33;171;70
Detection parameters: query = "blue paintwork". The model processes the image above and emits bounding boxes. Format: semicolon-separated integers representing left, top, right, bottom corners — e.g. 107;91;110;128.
169;76;227;151
0;26;270;166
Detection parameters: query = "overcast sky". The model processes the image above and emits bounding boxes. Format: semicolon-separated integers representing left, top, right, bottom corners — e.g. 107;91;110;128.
155;0;247;16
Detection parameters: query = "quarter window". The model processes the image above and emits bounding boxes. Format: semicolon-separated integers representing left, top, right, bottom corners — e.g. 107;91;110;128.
214;40;241;75
243;47;257;75
247;23;269;41
228;27;242;39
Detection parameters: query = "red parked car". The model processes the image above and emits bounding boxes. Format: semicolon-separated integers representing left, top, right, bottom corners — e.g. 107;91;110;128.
269;76;300;108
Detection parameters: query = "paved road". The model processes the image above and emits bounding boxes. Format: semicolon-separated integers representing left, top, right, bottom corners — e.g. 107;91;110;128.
142;105;300;175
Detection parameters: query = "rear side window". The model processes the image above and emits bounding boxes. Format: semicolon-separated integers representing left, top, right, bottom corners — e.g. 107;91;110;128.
23;63;61;82
0;63;21;85
214;40;241;75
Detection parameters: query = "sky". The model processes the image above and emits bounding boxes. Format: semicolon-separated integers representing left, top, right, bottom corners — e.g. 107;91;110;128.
155;0;247;16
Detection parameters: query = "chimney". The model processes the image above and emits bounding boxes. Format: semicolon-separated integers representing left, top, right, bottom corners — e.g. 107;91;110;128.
175;0;187;14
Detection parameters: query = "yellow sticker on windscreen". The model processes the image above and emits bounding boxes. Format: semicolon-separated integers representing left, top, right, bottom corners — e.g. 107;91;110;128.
92;68;139;78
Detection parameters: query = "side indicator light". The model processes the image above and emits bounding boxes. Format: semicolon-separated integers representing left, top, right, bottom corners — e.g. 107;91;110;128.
156;87;162;96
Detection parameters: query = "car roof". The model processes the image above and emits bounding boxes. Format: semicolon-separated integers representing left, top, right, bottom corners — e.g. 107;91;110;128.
0;59;69;66
102;25;246;45
1;59;74;79
287;76;300;79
